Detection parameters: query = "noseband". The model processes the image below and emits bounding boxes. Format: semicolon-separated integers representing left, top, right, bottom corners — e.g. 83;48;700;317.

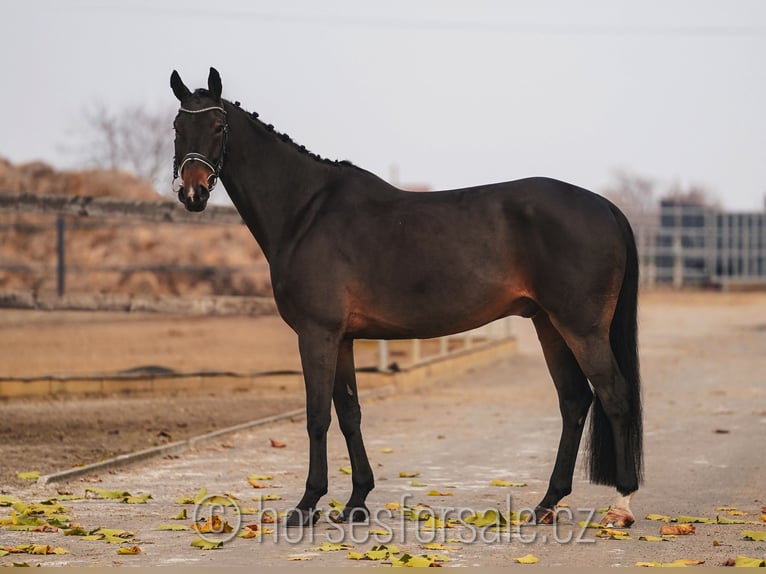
173;105;228;192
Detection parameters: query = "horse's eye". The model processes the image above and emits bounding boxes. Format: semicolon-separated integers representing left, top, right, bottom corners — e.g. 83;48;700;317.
214;124;224;134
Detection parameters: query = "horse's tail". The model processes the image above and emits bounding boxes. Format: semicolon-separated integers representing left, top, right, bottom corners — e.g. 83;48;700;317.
587;204;643;488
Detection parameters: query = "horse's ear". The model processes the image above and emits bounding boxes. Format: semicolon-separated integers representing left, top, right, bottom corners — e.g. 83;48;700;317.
170;70;191;101
208;67;222;100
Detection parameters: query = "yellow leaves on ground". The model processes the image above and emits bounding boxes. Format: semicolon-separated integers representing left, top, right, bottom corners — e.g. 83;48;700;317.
646;514;673;522
190;514;233;534
381;447;394;454
175;487;209;505
390;552;448;567
84;488;151;504
597;528;632;540
156;523;189;531
422;543;460;551
238;523;272;539
660;524;696;536
426;490;453;497
348;544;401;561
247;474;273;481
513;553;539;564
170;509;187;520
252;494;282;502
636;559;705;567
732;556;766;567
639;535;675;542
0;495;23;507
741;529;766;542
674;515;715;524
386;502;401;511
579;520;604;529
311;541;354;552
116;545;142;555
1;544;69;555
410;480;428;487
399;471;420;478
81;527;136;544
174;487;236;507
490;479;528;487
190;537;223;550
16;471;41;481
463;509;507;528
339;466;353;475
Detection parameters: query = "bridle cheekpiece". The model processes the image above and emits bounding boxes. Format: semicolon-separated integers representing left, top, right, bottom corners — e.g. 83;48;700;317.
172;105;228;192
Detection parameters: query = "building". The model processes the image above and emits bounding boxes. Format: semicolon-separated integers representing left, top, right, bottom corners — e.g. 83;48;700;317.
650;199;766;288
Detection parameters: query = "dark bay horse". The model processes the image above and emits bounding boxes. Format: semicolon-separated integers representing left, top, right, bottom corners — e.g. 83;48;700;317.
170;68;643;529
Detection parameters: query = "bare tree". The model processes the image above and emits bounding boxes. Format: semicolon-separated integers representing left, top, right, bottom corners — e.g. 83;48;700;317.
662;182;721;209
68;102;175;194
601;169;658;222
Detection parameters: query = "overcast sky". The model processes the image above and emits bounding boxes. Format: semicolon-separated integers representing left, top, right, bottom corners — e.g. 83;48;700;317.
2;0;765;210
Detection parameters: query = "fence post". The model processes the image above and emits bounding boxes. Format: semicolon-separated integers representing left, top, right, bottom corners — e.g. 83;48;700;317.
378;340;389;373
56;215;66;297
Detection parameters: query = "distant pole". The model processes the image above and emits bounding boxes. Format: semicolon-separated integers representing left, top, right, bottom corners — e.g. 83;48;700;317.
56;215;66;297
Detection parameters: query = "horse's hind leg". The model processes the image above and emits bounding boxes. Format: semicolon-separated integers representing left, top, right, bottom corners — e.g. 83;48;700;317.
331;339;374;523
532;312;593;524
564;332;641;528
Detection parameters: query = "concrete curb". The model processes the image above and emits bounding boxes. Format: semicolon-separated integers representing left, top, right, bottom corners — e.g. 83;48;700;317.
36;386;396;485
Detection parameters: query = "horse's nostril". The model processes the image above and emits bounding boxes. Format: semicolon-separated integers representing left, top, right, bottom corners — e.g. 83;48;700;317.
196;184;209;200
178;188;187;202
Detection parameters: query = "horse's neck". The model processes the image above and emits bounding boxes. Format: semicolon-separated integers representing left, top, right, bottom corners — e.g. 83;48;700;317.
220;105;334;262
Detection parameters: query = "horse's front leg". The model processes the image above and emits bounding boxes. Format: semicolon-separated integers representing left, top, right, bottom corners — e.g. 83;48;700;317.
331;339;374;523
285;327;340;528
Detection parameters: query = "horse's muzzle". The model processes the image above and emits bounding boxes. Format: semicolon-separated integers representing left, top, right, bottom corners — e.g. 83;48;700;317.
178;184;209;212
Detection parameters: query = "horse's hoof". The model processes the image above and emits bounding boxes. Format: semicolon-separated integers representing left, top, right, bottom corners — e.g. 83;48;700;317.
533;506;556;525
329;506;370;524
600;507;635;528
285;508;320;528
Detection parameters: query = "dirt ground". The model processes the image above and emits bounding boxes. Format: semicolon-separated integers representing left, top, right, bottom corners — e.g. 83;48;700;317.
0;289;764;567
0;310;469;486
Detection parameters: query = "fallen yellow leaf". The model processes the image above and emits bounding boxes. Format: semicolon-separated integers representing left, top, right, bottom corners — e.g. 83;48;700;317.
742;530;766;542
734;556;766;567
490;479;528;487
513;553;539;564
116;545;141;555
674;515;714;524
311;541;354;551
247;474;273;481
190;537;223;550
16;471;41;481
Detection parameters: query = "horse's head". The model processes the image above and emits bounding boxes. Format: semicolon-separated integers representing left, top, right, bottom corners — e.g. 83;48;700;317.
170;67;227;212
